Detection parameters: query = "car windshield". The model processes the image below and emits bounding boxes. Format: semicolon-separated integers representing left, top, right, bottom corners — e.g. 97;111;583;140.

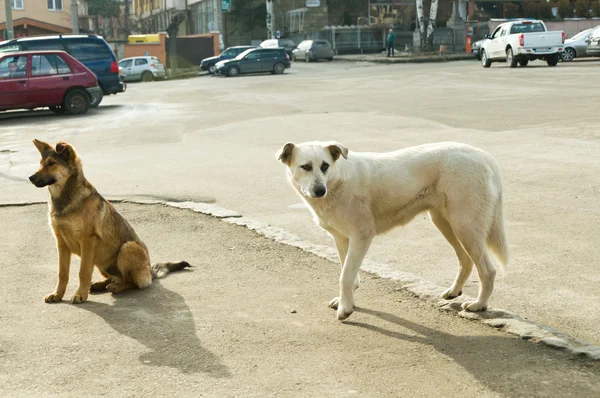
235;49;255;59
221;49;236;57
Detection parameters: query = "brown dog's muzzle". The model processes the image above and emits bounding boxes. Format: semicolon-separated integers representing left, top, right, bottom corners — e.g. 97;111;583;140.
29;173;56;188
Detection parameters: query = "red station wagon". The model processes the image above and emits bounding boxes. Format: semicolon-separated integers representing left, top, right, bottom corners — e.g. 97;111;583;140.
0;50;101;115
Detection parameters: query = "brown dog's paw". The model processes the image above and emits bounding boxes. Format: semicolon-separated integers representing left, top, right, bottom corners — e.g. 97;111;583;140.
44;292;63;303
106;283;132;294
70;293;88;304
90;280;111;292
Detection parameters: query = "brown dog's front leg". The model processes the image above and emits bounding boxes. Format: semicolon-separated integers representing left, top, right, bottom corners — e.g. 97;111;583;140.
45;232;71;303
71;237;98;304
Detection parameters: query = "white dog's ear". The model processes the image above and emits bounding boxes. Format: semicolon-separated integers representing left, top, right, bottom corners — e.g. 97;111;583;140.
276;142;295;165
326;142;348;161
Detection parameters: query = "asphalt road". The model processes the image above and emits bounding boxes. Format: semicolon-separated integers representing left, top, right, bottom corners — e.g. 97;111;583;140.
1;203;598;397
1;59;600;348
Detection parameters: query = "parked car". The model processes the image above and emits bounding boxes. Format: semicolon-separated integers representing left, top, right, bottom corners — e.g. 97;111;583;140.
215;47;291;77
118;56;166;82
0;34;125;107
561;28;595;61
480;20;565;68
586;25;600;57
292;40;335;62
0;50;101;115
200;46;255;74
259;39;296;57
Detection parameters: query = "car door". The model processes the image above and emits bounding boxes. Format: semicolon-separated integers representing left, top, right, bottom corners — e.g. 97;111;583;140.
239;50;262;73
489;26;506;58
28;54;74;106
0;54;29;109
133;58;149;79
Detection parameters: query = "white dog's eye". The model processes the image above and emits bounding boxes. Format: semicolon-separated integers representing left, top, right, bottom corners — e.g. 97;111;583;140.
301;164;312;171
320;162;329;173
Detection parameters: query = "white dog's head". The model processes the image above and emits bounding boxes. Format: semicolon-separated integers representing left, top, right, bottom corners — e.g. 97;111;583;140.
276;141;348;199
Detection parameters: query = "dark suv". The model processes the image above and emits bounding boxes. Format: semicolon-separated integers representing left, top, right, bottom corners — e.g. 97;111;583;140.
215;47;291;77
0;34;125;107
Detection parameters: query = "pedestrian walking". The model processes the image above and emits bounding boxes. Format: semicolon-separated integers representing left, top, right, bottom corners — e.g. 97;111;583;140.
386;28;396;57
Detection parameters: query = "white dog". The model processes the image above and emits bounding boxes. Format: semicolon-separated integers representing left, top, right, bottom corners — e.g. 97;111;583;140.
276;141;508;320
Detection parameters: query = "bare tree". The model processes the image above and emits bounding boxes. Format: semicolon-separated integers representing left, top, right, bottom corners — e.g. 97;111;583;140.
416;0;439;52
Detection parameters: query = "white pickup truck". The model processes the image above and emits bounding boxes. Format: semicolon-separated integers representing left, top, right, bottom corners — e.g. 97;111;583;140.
479;20;565;68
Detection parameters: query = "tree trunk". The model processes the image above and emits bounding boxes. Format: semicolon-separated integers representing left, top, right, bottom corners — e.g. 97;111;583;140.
416;0;426;51
426;0;438;52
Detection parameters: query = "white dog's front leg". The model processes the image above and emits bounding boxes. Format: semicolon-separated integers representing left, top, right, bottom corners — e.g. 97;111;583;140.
335;236;373;321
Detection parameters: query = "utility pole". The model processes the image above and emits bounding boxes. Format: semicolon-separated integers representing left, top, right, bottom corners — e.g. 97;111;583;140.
265;0;274;40
4;0;14;40
71;0;79;34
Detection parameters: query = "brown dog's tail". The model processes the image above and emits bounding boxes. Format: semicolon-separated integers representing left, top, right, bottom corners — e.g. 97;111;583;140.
151;261;192;280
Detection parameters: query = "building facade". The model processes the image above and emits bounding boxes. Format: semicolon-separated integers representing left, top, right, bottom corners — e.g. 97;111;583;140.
1;0;82;38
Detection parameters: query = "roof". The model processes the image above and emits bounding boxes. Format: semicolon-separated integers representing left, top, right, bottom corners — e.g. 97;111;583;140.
1;34;103;46
0;18;72;34
0;50;69;57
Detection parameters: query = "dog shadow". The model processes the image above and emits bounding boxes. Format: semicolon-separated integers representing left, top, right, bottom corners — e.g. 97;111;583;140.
79;278;230;378
346;308;598;396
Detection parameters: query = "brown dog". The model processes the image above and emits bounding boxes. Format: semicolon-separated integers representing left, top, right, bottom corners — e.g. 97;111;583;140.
29;139;191;304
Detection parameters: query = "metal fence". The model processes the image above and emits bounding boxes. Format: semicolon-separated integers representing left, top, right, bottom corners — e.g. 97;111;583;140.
287;26;459;54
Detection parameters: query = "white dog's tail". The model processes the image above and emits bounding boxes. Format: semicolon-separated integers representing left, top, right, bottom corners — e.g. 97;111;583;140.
487;197;509;271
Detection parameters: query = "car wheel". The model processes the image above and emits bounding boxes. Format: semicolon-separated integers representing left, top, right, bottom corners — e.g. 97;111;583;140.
561;47;575;62
273;62;285;75
292;53;297;62
208;65;216;74
49;106;65;114
506;48;518;68
63;89;90;115
547;54;560;67
519;59;529;67
327;57;333;61
227;66;240;77
481;50;492;68
141;71;154;82
305;53;311;62
89;89;103;108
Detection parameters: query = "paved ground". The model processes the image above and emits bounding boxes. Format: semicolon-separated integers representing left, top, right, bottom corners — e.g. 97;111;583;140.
1;59;600;350
1;203;599;397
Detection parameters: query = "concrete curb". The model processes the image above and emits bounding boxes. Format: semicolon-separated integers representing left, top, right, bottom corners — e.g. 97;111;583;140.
335;54;475;64
3;197;599;361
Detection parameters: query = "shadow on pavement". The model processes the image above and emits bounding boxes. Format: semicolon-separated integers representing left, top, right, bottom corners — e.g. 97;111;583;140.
79;275;231;378
347;307;599;397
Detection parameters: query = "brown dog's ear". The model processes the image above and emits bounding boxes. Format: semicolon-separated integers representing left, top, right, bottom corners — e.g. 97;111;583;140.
326;142;348;161
32;139;52;155
55;142;77;161
276;142;295;165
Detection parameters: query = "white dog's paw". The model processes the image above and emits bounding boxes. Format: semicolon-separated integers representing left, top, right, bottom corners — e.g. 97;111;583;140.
441;287;462;300
461;301;487;312
336;304;354;320
329;297;340;310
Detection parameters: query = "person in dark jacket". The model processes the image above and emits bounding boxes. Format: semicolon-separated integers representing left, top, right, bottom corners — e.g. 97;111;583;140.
386;28;396;57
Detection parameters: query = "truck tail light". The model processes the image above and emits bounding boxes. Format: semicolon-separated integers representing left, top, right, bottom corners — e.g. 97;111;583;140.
519;34;524;46
562;32;565;44
110;61;119;73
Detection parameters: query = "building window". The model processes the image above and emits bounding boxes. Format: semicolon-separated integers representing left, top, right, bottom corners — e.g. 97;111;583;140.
47;0;62;11
12;0;24;10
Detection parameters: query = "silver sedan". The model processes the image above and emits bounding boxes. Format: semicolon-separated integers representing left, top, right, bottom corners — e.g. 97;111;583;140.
561;28;594;61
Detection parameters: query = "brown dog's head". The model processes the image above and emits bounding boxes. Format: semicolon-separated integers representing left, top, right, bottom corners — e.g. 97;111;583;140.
29;139;80;188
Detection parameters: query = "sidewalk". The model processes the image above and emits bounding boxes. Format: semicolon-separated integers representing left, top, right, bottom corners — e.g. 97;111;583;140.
1;203;599;397
335;52;475;64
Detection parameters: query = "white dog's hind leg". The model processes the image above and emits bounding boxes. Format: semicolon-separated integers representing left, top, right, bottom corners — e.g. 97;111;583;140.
456;232;496;312
334;236;373;320
429;211;473;300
